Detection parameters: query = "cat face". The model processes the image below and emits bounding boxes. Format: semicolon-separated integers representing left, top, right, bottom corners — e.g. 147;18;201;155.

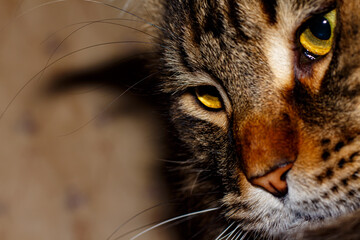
156;0;360;238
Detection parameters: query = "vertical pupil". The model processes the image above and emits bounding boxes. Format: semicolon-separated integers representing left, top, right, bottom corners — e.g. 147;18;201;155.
309;16;331;40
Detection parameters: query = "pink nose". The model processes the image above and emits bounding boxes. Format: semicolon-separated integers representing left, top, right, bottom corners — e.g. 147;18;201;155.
250;163;293;197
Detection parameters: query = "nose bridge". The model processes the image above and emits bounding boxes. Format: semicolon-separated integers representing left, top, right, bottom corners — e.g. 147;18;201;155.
236;106;299;180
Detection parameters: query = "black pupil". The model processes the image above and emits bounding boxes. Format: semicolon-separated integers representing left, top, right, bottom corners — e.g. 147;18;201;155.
196;86;219;98
309;16;331;40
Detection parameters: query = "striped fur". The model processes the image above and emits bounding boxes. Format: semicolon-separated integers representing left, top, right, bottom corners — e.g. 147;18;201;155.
148;0;360;239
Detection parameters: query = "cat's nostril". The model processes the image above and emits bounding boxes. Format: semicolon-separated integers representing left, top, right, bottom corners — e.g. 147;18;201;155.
250;163;293;198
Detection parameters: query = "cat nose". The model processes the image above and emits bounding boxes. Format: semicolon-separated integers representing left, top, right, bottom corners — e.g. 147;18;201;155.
235;111;298;197
250;163;293;197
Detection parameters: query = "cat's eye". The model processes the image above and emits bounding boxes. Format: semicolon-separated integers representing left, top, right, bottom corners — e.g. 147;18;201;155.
299;9;336;59
194;86;223;110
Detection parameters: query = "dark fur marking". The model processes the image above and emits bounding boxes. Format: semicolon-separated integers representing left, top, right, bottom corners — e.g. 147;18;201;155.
204;0;226;38
316;175;323;183
331;185;339;193
338;158;346;169
325;168;334;178
350;152;360;162
227;0;250;41
341;83;360;99
260;0;278;25
178;41;196;72
311;199;320;204
240;202;250;211
188;0;202;45
351;170;359;180
334;141;345;152
337;199;347;205
321;150;331;161
317;168;334;183
347;136;355;143
342;178;349;186
321;192;329;199
321;138;331;146
348;190;356;197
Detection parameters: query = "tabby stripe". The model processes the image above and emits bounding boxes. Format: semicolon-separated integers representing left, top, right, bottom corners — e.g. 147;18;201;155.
260;0;278;25
341;83;360;99
188;0;202;45
226;0;250;41
178;40;196;73
203;0;226;38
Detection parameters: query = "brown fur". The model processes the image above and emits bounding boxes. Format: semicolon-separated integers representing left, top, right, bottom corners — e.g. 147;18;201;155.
146;0;360;239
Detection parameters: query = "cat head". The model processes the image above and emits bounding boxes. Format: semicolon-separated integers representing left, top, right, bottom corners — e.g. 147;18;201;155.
155;0;360;238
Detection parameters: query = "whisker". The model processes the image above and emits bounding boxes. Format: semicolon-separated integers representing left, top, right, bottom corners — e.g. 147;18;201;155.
47;40;167;63
190;171;202;195
223;224;241;240
190;204;243;240
58;71;159;137
0;0;62;33
2;0;174;43
110;198;219;240
232;230;242;240
129;208;219;240
118;0;133;17
0;41;164;120
106;202;174;240
97;20;161;39
37;18;160;98
15;0;66;20
238;231;249;240
41;18;140;44
111;220;164;240
231;228;244;240
215;222;236;240
83;0;165;32
155;158;188;164
111;211;199;240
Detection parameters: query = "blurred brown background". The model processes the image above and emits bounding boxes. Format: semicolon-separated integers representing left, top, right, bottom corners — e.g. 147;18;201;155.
0;1;173;239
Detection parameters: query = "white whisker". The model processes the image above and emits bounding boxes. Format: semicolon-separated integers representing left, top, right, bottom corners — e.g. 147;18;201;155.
0;0;65;33
0;41;163;121
37;19;160;97
190;171;202;195
238;231;249;240
41;18;143;44
106;202;167;240
5;0;166;35
59;71;159;137
223;224;241;240
83;0;165;32
16;0;66;19
118;0;132;17
231;229;243;240
129;208;219;240
215;222;235;240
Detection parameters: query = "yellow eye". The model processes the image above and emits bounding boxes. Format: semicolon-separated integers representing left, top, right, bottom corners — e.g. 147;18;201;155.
299;9;336;57
195;86;223;110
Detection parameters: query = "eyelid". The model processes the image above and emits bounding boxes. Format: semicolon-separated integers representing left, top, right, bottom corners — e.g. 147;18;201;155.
296;5;337;35
302;1;337;21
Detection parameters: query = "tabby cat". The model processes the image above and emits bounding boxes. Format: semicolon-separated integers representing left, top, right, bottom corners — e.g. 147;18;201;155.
136;0;360;239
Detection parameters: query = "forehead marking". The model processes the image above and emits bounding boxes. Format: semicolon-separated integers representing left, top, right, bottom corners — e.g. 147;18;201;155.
260;0;278;25
263;31;294;90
